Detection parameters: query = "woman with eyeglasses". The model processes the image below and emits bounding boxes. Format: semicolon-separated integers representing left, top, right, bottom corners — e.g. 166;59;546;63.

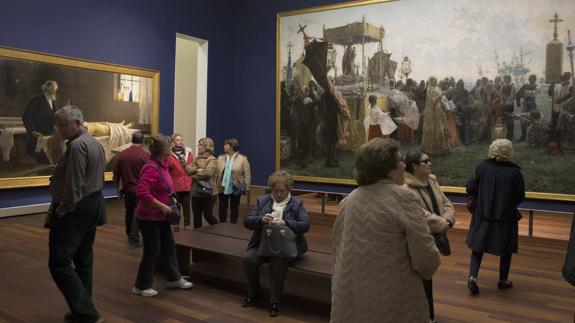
404;150;455;323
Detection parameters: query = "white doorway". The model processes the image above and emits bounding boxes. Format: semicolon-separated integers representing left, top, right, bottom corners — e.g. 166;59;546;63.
174;33;208;153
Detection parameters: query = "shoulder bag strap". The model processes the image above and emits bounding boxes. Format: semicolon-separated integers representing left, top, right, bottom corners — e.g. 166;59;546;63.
155;164;175;196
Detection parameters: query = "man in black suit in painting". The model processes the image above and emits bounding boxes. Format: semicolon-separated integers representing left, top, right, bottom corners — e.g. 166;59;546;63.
22;80;61;164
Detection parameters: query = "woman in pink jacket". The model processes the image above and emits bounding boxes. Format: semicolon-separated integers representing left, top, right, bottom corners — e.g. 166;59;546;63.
132;135;193;297
166;133;194;230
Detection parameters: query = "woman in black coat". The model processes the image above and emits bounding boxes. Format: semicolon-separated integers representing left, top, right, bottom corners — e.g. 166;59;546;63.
563;210;575;286
466;139;525;294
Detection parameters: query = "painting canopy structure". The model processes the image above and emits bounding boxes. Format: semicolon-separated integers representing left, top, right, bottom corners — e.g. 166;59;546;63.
323;21;384;45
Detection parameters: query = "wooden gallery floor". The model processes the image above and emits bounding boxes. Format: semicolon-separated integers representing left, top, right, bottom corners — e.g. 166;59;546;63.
0;193;574;323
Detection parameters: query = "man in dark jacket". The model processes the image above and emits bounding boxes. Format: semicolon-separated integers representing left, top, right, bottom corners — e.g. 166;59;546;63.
113;132;150;248
563;211;575;287
22;80;61;163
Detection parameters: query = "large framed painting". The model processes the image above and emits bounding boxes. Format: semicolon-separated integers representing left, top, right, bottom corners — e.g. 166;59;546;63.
276;0;575;201
0;46;159;189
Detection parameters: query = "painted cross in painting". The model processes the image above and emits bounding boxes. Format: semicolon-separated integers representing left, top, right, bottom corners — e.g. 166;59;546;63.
276;0;575;200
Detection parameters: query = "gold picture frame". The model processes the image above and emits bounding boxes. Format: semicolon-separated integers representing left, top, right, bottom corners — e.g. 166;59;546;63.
0;46;160;189
276;0;575;201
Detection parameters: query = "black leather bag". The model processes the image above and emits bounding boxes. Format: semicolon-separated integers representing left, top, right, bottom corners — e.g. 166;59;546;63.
257;224;298;258
433;232;451;256
193;180;213;196
233;182;247;196
418;187;452;256
156;165;182;225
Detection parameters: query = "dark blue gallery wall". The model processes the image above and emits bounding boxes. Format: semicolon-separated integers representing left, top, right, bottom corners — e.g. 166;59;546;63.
227;0;350;188
0;0;234;207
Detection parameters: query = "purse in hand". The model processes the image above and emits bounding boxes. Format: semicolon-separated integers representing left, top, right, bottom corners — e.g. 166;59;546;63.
193;180;213;196
257;224;298;259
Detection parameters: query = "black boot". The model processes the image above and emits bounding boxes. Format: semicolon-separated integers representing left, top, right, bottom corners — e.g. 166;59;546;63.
467;276;479;295
269;303;281;317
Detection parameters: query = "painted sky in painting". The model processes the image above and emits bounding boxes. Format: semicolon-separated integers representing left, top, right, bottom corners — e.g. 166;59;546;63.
280;0;575;85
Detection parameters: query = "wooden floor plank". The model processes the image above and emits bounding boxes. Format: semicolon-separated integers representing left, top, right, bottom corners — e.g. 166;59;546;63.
0;196;573;322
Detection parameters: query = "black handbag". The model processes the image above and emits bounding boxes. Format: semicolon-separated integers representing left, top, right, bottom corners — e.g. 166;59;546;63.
433;232;452;256
257;224;298;258
156;165;182;225
419;186;452;256
193;180;213;196
233;182;247;196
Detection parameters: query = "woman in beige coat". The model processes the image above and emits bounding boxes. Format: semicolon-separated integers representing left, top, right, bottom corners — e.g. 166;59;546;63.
332;138;441;323
404;149;455;323
216;138;251;224
186;137;219;229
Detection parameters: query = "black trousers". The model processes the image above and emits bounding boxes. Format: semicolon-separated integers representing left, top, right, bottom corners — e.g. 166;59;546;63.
49;193;104;323
469;250;512;281
218;193;241;224
191;196;218;228
135;220;181;290
176;191;191;227
423;279;435;320
123;191;140;244
243;247;292;303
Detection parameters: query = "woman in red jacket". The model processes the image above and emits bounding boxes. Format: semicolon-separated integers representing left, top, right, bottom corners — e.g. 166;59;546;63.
166;133;194;231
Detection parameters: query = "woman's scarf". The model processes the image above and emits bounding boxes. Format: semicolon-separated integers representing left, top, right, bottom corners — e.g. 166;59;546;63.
271;193;291;219
221;153;237;195
172;146;187;168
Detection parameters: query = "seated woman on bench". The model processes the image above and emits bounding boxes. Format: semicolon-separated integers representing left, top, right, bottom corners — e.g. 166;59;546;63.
242;170;310;317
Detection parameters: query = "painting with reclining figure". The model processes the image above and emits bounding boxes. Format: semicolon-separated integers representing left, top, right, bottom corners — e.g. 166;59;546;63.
0;46;159;188
277;0;575;200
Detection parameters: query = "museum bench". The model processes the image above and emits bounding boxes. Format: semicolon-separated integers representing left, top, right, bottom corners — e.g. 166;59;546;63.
173;222;332;303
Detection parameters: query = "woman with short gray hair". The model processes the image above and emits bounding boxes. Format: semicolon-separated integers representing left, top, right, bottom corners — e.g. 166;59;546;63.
465;139;525;294
331;138;440;322
242;170;309;317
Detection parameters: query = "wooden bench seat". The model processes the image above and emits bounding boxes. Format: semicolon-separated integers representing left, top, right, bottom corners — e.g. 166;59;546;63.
173;223;332;303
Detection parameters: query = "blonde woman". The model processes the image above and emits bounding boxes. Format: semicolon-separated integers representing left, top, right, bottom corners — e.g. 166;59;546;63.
216;138;251;224
186;137;219;228
466;139;525;294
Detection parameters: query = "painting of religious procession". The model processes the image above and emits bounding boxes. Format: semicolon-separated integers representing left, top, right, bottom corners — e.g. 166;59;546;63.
276;0;575;200
0;46;159;188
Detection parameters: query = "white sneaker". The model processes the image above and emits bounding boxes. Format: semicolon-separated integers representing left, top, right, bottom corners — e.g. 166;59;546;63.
166;277;193;289
131;286;158;297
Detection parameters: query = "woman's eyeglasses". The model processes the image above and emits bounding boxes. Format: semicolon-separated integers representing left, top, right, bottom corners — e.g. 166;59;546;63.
420;159;431;165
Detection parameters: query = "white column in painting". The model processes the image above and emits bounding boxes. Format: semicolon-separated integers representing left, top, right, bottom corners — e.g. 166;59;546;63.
174;33;208;151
